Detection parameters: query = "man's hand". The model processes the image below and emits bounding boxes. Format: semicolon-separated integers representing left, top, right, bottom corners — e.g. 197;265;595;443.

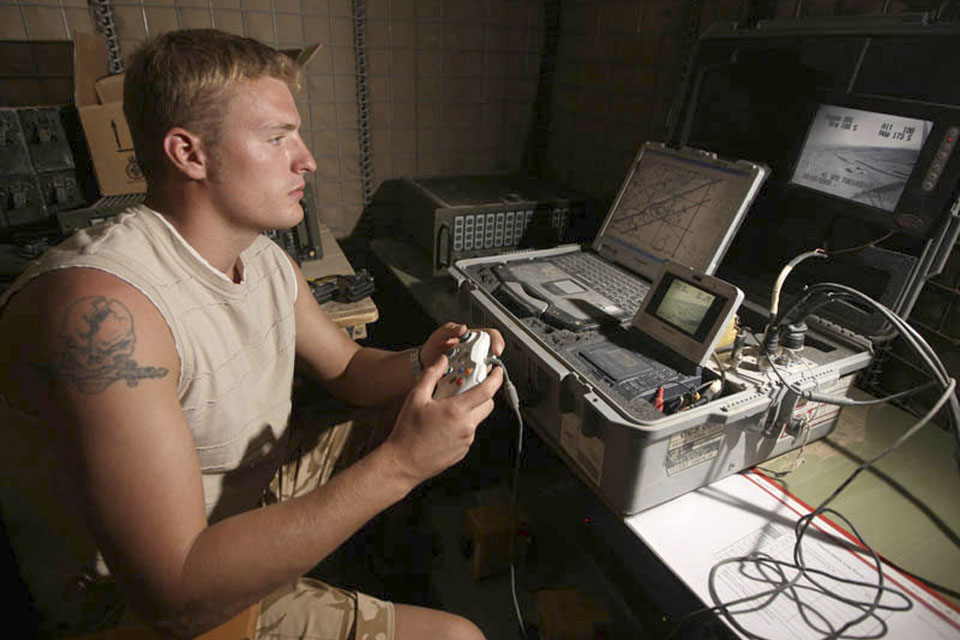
418;323;505;370
384;350;503;485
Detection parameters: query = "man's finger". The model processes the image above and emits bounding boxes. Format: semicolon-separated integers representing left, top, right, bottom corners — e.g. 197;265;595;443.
484;328;505;357
414;353;448;398
456;366;503;408
439;322;466;339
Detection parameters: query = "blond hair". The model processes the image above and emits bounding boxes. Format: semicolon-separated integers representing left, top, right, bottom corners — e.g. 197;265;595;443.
124;29;301;180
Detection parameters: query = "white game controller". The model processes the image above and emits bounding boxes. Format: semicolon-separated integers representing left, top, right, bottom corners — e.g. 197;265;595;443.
434;330;491;399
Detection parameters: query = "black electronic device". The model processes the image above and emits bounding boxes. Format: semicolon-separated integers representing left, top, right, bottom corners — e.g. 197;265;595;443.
308;269;375;304
18;107;74;173
335;269;374;302
787;91;960;237
0;109;32;175
260;181;323;263
381;174;594;274
0;175;46;227
308;278;337;304
677;49;960;337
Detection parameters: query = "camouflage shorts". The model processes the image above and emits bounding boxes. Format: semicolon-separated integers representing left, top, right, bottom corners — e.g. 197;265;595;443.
258;397;396;639
257;577;395;640
265;393;387;504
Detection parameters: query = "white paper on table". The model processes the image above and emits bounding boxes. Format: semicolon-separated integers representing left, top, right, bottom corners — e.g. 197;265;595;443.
625;471;960;639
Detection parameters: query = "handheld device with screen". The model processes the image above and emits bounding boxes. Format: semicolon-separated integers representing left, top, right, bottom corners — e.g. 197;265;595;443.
632;260;744;368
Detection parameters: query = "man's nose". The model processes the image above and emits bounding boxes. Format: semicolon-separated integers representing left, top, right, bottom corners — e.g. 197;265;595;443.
294;137;317;174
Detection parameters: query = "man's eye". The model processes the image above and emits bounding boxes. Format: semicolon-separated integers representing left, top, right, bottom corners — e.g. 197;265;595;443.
269;136;284;145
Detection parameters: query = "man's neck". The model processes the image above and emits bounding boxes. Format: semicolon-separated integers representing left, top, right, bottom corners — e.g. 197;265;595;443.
145;185;257;280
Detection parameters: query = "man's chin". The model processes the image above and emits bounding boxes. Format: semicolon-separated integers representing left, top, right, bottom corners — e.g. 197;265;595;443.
272;205;305;230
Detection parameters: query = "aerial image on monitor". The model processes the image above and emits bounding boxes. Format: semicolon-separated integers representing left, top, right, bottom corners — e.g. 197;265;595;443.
655;279;715;336
791;105;933;212
607;153;737;267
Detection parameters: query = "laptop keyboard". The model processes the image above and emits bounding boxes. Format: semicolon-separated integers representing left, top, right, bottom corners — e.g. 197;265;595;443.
552;252;650;314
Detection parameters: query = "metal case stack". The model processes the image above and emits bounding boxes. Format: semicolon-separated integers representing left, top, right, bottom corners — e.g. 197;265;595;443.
381;174;594;274
1;107;84;228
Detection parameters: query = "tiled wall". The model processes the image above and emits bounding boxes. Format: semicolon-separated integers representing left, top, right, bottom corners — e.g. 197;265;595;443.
539;1;701;201
0;0;545;239
1;0;949;233
365;1;543;186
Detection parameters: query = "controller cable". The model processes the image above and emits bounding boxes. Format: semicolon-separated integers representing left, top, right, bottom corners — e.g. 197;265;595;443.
487;355;530;639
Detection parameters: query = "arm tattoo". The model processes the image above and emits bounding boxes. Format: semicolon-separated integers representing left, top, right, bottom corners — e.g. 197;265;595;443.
50;295;169;394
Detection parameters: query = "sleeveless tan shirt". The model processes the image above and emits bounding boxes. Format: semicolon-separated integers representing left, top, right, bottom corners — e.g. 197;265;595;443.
0;205;298;633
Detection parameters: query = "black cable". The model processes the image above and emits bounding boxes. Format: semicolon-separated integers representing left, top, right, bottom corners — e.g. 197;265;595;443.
747;330;960;556
752;325;960;589
871;556;960;601
774;284;959;455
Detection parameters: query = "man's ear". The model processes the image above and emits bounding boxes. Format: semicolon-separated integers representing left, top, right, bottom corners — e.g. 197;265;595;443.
162;127;210;180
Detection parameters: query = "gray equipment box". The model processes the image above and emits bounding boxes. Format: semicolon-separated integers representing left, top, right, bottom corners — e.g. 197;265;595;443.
451;243;873;516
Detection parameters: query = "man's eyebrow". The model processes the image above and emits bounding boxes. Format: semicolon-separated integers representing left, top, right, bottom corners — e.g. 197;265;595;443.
264;122;299;132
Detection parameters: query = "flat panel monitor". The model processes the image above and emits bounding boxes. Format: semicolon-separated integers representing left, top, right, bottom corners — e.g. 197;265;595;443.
791;105;932;212
787;92;960;237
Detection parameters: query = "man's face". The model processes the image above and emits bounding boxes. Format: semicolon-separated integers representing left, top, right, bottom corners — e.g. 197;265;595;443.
204;76;316;233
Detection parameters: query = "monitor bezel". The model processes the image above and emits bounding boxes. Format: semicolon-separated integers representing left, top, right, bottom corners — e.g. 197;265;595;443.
785;90;960;238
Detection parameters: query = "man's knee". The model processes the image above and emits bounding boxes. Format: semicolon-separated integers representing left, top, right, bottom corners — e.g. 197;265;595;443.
394;604;486;640
444;614;486;640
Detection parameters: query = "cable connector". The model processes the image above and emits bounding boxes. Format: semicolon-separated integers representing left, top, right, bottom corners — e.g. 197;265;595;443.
488;356;520;409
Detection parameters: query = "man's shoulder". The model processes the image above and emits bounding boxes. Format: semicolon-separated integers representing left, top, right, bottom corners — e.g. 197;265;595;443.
1;266;165;347
0;266;175;403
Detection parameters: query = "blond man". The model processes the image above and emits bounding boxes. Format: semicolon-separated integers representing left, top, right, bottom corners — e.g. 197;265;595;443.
0;29;502;639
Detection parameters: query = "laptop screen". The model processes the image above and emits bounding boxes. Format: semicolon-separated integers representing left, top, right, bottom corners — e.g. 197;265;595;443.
594;143;768;282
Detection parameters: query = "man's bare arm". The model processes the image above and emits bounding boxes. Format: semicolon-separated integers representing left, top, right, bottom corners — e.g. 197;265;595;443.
287;256;504;406
5;269;451;637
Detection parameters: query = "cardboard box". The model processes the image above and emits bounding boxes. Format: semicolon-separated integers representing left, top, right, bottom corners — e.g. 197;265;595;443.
463;502;530;579
73;34;324;197
94;72;124;105
537;590;611;640
74;32;145;196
